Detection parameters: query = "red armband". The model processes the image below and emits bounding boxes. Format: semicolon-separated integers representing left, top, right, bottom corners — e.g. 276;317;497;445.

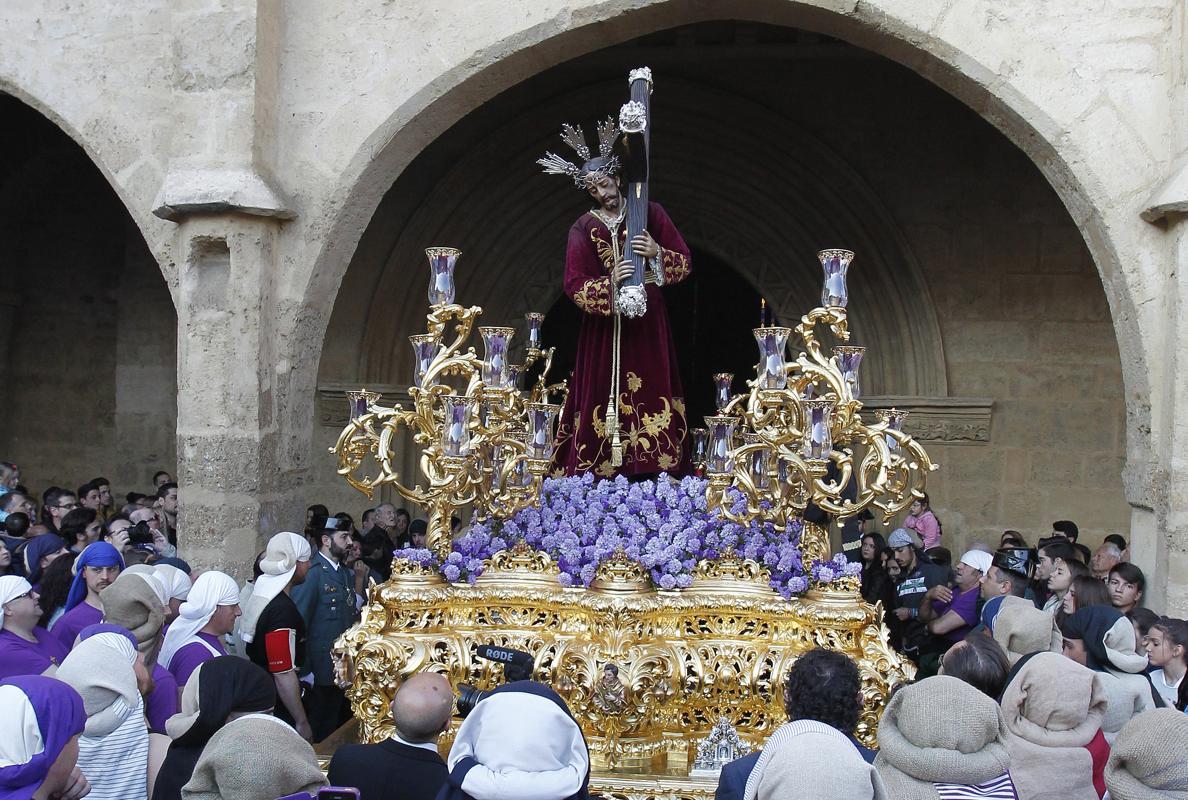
263;628;296;674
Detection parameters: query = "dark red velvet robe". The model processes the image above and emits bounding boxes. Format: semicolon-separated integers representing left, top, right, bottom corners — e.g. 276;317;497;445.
552;202;692;478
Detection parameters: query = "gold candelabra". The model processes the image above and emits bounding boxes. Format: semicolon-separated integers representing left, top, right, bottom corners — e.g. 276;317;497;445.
696;249;938;561
330;248;567;559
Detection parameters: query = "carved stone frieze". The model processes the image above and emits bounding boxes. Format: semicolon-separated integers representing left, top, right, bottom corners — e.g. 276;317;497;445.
861;396;993;445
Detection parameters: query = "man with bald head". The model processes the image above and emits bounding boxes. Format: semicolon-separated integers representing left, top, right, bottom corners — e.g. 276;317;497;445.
328;672;452;800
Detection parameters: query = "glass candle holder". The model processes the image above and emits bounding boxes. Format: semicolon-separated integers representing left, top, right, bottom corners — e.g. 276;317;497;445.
425;247;460;307
527;403;561;460
833;345;866;400
488;443;507;490
525;312;544;351
753;327;790;390
345;389;381;421
743;432;770;489
818;249;854;308
704;415;738;475
800;399;835;461
441;395;476;457
876;408;909;453
410;334;441;388
480;326;514;389
507;363;523;391
713;373;734;411
691;427;708;464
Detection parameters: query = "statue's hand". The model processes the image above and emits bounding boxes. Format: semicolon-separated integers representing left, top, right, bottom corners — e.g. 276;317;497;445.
613;261;634;285
631;231;659;259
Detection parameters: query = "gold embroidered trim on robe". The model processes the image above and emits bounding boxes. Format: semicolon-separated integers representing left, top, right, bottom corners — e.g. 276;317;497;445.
572;277;612;316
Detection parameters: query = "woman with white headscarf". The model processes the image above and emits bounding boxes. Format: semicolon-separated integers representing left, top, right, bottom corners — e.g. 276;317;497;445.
159;571;240;690
152;565;191;625
56;624;151;800
242;532;313;740
438;681;590;800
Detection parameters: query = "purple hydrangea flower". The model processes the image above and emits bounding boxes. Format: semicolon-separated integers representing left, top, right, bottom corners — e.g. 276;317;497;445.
391;475;822;596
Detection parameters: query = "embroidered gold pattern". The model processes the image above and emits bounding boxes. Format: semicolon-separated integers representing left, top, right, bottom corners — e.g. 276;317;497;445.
660;246;690;284
569;371;688;475
572;277;612;316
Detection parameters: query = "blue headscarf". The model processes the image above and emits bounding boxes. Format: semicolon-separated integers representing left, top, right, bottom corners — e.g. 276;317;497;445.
63;542;124;613
21;534;65;586
0;675;86;800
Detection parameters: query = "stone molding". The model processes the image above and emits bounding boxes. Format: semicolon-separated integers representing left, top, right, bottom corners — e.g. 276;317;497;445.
859;396;993;445
152;167;294;222
1141;159;1188;223
317;382;410;428
317;386;993;448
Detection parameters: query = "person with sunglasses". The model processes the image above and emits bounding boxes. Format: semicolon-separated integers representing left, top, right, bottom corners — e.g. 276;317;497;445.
0;576;69;679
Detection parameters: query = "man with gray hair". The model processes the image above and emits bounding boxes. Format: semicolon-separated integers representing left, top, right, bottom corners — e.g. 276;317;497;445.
327;672;451;800
1091;542;1123;579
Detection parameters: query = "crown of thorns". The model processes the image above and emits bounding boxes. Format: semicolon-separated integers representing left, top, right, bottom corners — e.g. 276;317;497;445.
537;117;621;187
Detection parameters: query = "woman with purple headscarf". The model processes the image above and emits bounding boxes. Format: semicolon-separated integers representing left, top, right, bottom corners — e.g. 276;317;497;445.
49;541;123;651
21;534;67;592
0;577;68;680
0;674;90;800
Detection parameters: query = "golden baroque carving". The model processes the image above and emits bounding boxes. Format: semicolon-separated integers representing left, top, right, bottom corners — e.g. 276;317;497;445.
332;553;915;781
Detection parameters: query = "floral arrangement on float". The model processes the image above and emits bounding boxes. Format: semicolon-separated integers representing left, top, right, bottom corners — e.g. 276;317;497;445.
392;472;861;597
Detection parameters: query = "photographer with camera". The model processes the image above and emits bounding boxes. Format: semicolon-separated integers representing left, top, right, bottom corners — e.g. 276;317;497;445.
327;672;451;800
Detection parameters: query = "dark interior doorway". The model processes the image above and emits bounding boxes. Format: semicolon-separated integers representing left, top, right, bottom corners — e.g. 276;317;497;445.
539;247;764;428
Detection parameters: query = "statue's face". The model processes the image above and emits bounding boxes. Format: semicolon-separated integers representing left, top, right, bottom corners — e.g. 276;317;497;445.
586;174;622;212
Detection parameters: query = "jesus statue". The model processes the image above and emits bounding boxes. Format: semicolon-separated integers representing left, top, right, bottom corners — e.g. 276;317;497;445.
539;118;692;479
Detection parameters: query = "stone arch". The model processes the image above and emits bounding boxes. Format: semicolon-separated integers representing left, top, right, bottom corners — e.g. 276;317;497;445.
298;0;1152;487
0;93;177;489
342;80;946;401
0;84;170;290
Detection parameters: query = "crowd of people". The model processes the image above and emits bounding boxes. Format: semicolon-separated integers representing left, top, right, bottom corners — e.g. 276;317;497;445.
0;464;437;799
1;465;1186;799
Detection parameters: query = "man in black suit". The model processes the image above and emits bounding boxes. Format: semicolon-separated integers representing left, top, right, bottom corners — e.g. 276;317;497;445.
328;672;453;800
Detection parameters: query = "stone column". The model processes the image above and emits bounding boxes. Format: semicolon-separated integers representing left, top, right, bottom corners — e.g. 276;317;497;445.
153;0;300;577
172;215;305;576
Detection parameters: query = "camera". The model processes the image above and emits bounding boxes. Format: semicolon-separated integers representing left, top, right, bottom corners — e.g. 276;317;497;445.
455;644;534;718
128;521;155;545
993;547;1035;580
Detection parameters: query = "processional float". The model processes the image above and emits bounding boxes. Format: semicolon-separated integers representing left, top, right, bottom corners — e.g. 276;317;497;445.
329;69;937;800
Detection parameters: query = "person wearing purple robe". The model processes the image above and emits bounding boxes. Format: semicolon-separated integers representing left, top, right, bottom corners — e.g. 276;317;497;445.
49;541;124;651
0;576;69;680
159;570;241;691
0;674;90;800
